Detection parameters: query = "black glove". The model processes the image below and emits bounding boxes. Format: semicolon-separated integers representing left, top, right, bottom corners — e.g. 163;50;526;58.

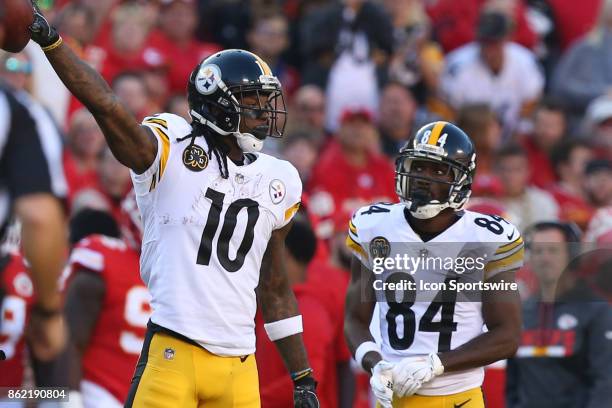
293;376;319;408
28;1;61;48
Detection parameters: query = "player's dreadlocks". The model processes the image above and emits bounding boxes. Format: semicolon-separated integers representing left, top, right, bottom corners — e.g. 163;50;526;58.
178;121;230;179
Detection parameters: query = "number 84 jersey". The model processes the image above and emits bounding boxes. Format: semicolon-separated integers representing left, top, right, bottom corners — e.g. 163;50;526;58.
347;203;524;395
131;113;302;357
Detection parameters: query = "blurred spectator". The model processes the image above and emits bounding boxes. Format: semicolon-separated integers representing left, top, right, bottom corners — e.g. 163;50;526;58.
149;0;220;94
547;0;602;51
90;148;131;221
426;0;538;53
63;109;107;210
256;217;336;408
584;159;612;209
196;0;251;49
441;10;544;136
583;95;612;159
551;0;612;117
548;140;594;230
521;98;568;188
280;131;318;184
111;72;150;120
383;0;445;109
0;52;33;93
468;172;514;222
495;144;559;232
96;3;158;83
247;10;299;97
300;0;394;131
308;108;396;233
288;85;327;147
165;94;191;122
507;221;612;408
456;104;502;176
55;2;97;48
378;82;418;158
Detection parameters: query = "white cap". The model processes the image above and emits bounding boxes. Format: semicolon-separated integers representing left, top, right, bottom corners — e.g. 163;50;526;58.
586;95;612;124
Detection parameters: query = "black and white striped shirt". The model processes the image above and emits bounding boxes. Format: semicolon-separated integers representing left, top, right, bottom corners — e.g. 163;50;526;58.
0;83;67;239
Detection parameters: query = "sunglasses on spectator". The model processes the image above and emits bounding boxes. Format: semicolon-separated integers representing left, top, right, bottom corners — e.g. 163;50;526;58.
3;58;32;74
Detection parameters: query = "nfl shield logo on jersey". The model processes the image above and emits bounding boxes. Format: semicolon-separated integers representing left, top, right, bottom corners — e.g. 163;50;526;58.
164;348;175;360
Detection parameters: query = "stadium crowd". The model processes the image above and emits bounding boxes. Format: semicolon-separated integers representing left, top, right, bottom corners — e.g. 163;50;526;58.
2;0;612;407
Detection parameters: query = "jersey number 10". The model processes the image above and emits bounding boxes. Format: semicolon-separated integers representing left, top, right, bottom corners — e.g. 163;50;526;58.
197;188;260;272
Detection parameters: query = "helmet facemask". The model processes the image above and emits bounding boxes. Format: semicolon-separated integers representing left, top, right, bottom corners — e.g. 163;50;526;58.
395;153;473;219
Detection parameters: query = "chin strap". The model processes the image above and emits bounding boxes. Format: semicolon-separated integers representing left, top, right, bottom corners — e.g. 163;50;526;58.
190;109;263;153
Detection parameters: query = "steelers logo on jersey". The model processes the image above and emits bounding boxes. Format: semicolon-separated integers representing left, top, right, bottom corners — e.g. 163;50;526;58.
269;179;286;204
195;64;222;95
370;236;391;260
183;144;208;172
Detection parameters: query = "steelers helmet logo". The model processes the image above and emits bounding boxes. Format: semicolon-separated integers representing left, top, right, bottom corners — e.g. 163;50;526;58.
370;236;391;259
195;64;222;95
183;144;208;172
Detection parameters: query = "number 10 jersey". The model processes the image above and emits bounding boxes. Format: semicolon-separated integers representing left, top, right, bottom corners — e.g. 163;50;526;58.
131;113;302;356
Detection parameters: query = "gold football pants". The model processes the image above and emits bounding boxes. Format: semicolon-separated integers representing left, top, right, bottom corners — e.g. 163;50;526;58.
378;387;485;408
125;324;260;408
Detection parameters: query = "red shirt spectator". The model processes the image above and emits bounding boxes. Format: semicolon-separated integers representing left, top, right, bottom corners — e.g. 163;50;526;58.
147;30;220;94
549;185;594;230
548;0;601;50
149;0;221;93
307;259;352;408
522;137;557;188
308;109;397;227
426;0;537;52
256;284;335;408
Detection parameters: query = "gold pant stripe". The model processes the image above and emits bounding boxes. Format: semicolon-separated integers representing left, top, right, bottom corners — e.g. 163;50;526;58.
127;330;260;407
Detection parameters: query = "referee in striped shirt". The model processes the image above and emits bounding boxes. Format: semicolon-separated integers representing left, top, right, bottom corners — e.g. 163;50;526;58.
0;4;68;362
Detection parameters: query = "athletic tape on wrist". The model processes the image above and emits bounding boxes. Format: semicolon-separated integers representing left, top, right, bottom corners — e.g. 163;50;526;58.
264;315;303;341
355;341;381;371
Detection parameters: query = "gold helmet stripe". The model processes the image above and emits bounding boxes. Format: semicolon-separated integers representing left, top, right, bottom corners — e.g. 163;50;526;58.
428;121;446;146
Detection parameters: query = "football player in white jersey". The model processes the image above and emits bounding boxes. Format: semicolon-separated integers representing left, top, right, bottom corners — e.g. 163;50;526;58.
345;122;524;407
29;5;319;408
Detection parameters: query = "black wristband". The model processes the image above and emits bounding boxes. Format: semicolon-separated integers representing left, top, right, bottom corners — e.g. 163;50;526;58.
294;375;316;388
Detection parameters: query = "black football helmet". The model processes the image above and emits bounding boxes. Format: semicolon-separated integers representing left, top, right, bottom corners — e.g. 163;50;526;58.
187;49;287;152
396;121;476;219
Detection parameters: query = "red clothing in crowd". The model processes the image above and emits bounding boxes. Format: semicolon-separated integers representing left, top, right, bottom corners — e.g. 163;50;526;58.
256;283;335;408
426;0;537;53
548;0;602;50
548;184;594;230
307;259;352;408
0;252;34;391
308;140;397;222
522;137;557;189
63;149;100;210
147;31;221;94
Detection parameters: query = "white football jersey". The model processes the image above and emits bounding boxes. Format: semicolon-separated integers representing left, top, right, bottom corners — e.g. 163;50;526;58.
130;113;302;356
347;203;523;395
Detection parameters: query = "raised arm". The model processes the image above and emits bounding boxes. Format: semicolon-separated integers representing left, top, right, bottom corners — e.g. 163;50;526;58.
28;3;156;173
257;221;319;407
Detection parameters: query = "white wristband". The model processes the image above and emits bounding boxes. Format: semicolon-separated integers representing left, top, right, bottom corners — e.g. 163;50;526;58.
355;341;381;371
264;315;303;341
